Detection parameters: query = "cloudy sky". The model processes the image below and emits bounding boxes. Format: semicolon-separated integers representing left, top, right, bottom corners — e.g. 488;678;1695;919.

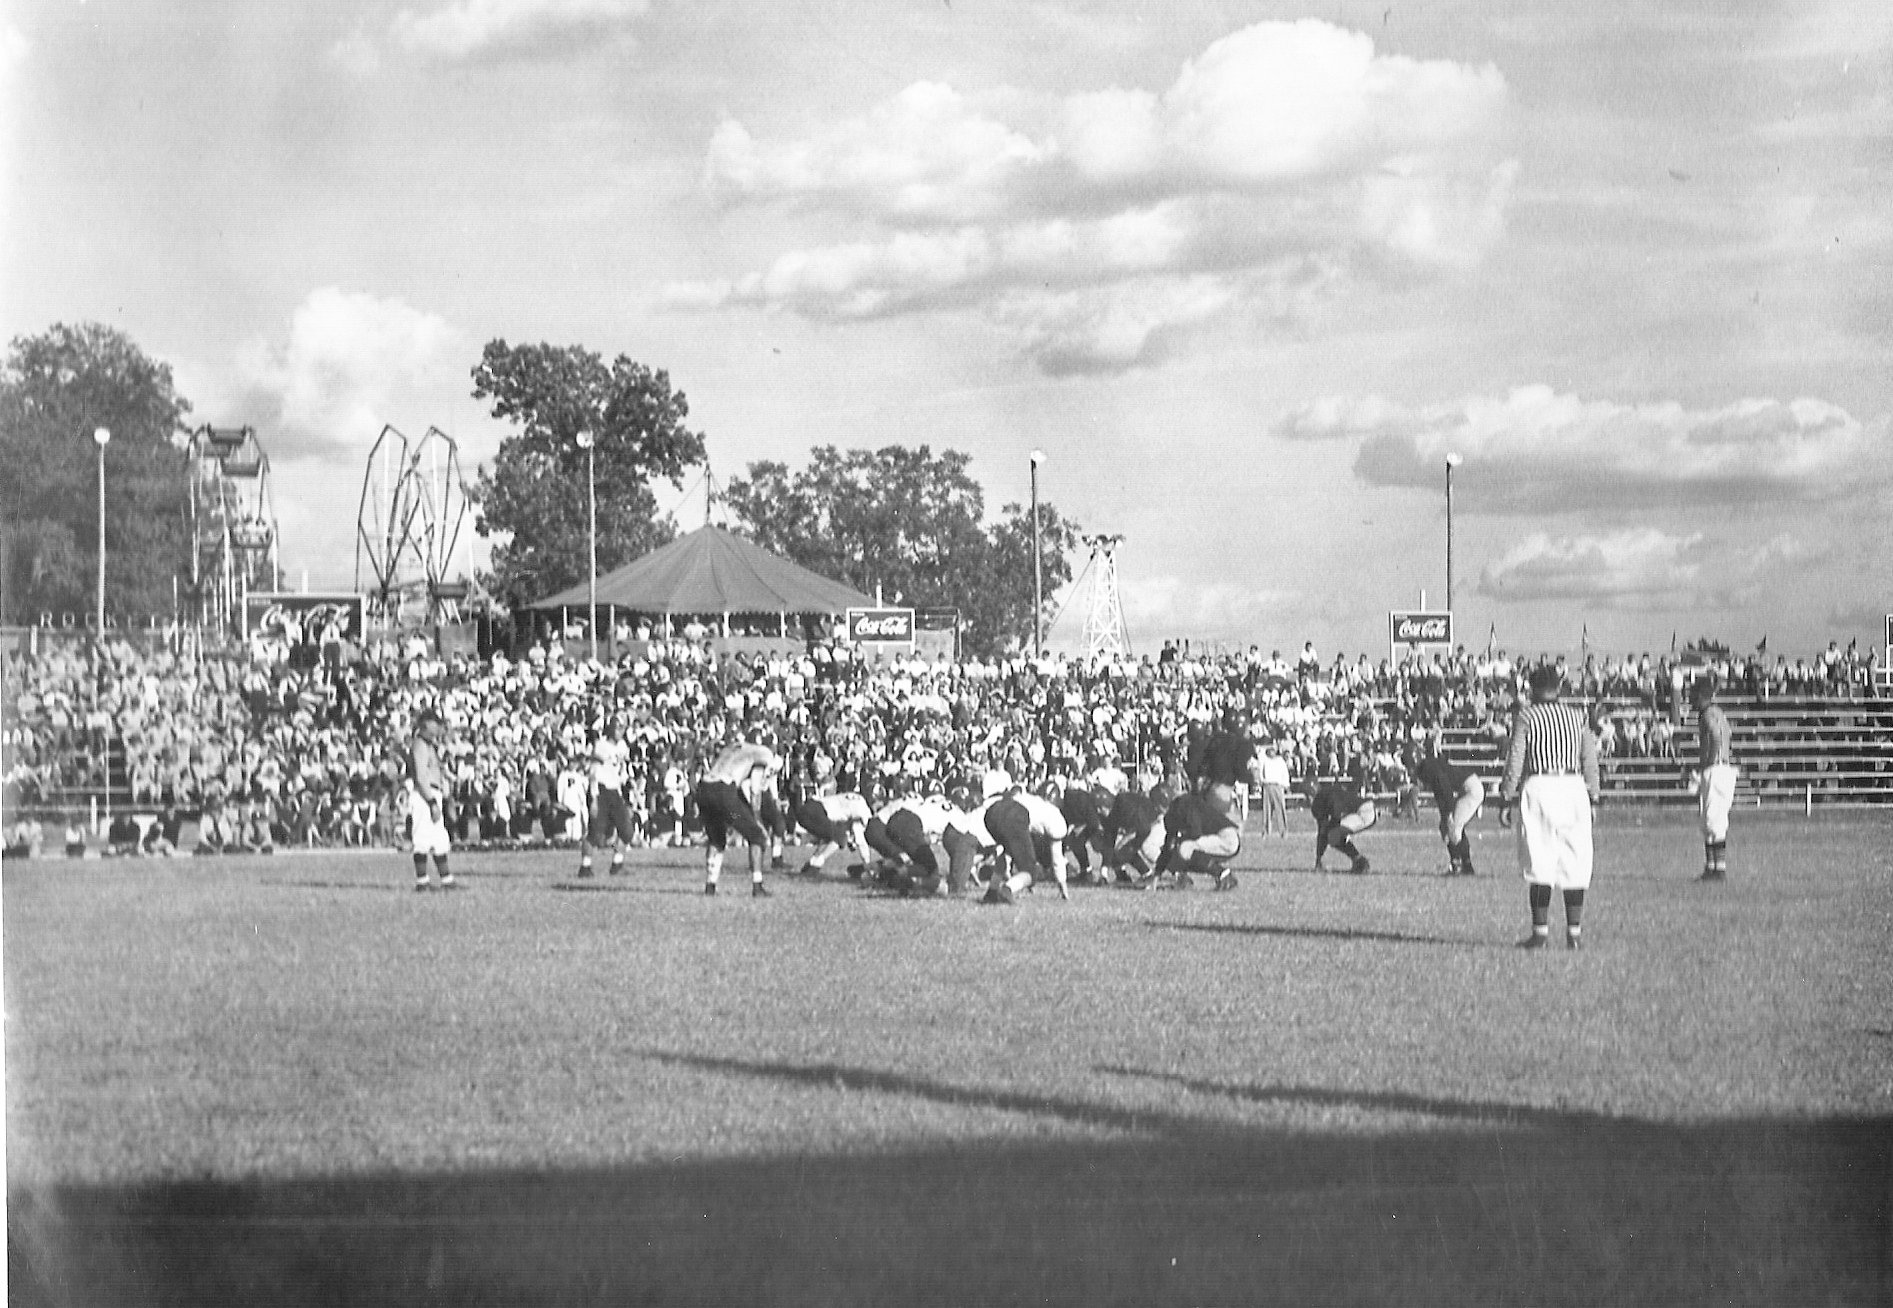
4;0;1888;659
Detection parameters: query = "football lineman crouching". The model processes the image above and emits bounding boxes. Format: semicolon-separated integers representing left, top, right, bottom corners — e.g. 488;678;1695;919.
1311;781;1376;875
941;780;1006;897
792;790;875;878
1148;789;1241;892
1100;781;1174;882
980;787;1072;905
863;793;958;896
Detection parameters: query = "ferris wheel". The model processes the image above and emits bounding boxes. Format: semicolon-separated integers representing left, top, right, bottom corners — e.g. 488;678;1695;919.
354;424;473;627
186;425;281;633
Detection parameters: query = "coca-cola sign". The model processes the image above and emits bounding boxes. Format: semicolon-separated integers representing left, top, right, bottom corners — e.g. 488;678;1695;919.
847;608;915;643
244;593;366;644
1390;611;1453;646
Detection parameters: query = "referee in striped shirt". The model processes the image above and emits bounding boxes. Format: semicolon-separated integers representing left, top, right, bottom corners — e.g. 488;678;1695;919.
1500;664;1601;949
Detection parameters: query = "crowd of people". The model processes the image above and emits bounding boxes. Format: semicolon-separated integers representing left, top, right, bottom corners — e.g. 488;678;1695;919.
1;625;1884;860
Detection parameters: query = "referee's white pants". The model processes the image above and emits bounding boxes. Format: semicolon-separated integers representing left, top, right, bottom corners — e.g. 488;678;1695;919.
1515;775;1591;890
1699;764;1738;842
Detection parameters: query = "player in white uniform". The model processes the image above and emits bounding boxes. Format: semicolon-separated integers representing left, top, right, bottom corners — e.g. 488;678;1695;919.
792;791;874;877
577;733;637;878
695;740;781;897
980;788;1072;905
866;793;958;896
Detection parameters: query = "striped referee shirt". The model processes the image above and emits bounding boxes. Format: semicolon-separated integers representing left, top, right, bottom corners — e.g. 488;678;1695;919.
1501;702;1600;801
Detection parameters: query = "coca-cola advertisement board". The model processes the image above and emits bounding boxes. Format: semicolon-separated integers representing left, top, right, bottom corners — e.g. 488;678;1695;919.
846;608;916;644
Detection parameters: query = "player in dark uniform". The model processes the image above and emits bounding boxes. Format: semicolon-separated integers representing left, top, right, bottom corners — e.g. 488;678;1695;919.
1414;744;1486;876
1100;782;1172;882
1148;788;1240;892
1311;781;1376;875
1056;783;1110;883
1191;729;1259;817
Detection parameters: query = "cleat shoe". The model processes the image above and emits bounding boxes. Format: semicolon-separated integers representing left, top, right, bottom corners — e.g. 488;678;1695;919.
846;862;866;881
1517;933;1548;950
1169;872;1195;892
982;881;1016;906
704;883;717;896
752;882;773;898
608;862;624;877
576;865;594;879
414;878;432;893
799;862;825;878
1566;934;1582;951
438;874;458;890
1214;869;1238;892
770;857;787;872
1698;869;1726;882
1350;857;1372;875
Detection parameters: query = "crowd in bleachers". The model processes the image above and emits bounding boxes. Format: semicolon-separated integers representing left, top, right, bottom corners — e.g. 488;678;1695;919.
2;627;1884;857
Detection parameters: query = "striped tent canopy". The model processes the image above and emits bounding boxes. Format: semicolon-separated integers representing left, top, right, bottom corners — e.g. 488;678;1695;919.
528;525;873;616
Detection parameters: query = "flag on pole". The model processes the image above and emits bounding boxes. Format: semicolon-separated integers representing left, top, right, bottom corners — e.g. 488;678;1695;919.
1486;621;1497;654
1756;635;1768;655
1670;631;1678;654
1581;623;1590;658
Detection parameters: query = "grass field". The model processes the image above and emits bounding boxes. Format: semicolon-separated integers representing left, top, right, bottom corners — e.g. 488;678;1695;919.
6;807;1891;1306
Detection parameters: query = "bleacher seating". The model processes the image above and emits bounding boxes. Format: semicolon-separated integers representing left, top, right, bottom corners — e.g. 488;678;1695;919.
1437;697;1893;805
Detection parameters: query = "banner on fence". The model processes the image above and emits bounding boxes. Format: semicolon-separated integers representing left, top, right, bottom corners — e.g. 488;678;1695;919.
846;607;915;645
243;593;367;645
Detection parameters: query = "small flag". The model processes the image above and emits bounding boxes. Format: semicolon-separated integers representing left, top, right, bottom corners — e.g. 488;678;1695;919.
1486;621;1497;654
1756;635;1768;655
1670;631;1678;654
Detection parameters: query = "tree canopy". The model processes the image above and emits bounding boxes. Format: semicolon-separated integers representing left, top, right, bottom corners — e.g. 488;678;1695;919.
0;323;193;624
722;445;1079;657
469;340;707;614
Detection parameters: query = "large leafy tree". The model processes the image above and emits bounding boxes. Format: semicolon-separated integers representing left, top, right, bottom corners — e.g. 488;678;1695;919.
723;445;1079;658
0;323;192;625
469;340;707;614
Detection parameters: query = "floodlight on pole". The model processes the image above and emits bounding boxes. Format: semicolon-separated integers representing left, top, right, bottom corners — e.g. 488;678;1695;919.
577;430;597;663
93;427;111;638
1029;450;1047;659
1444;452;1463;615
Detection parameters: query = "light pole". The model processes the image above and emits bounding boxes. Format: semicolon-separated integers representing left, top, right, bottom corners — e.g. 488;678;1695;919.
93;426;111;637
1029;449;1047;659
1445;452;1463;615
577;430;597;663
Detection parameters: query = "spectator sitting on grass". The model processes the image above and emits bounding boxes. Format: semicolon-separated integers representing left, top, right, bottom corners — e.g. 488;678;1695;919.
106;810;142;856
6;817;44;859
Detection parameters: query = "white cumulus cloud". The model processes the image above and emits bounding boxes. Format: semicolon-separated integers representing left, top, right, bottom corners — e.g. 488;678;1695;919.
672;20;1513;373
199;288;465;461
392;0;647;62
1278;385;1891;511
1479;529;1707;607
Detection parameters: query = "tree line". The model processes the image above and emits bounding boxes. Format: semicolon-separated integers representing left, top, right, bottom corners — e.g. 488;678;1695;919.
1;325;1078;657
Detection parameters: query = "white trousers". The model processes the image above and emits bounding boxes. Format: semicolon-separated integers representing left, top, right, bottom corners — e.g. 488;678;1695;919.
1515;775;1592;890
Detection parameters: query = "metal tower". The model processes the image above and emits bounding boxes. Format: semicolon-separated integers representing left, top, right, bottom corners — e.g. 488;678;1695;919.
1080;533;1130;664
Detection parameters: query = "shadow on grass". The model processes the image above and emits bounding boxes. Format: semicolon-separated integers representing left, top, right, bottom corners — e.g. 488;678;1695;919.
1150;920;1471;948
547;881;705;896
11;1053;1887;1308
269;880;404;893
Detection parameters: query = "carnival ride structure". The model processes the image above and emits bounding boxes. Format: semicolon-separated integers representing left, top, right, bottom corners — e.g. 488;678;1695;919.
185;425;281;634
354;424;474;627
